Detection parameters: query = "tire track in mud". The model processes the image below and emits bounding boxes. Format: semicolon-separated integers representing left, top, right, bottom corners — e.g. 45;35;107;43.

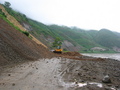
59;61;75;76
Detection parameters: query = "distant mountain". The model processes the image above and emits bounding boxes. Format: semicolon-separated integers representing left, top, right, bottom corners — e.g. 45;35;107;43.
1;3;120;52
94;29;120;48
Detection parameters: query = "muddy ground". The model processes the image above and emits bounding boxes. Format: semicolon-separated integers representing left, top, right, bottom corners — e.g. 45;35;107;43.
0;54;120;90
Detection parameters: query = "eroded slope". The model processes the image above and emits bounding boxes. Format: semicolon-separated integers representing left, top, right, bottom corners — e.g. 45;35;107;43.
0;18;53;67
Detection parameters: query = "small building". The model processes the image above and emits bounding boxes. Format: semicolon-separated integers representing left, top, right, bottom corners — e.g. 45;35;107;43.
91;47;106;51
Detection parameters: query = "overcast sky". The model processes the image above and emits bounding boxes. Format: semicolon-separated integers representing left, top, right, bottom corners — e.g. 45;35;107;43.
0;0;120;32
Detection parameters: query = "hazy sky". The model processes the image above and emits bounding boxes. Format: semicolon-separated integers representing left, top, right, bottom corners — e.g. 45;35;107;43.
0;0;120;32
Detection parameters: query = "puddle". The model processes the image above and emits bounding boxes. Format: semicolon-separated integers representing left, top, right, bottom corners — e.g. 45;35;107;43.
59;79;75;88
89;82;103;88
77;83;87;87
111;88;116;90
60;79;104;88
77;82;103;88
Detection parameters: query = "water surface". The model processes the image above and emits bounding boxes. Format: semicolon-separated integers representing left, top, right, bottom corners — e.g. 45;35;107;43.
82;53;120;61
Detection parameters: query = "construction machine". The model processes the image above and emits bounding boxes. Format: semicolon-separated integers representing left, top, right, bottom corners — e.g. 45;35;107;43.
53;45;62;53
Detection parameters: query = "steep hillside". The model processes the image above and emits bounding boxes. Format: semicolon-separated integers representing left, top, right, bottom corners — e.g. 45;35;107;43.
0;17;53;67
1;3;120;52
0;4;47;48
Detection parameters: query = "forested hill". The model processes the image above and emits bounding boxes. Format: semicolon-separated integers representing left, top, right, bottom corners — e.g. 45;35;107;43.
1;2;120;53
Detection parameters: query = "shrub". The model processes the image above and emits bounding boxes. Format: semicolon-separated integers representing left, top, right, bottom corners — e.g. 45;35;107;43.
22;31;29;36
0;9;7;17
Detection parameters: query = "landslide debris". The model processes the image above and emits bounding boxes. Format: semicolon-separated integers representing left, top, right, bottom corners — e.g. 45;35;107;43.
55;52;105;61
62;52;82;56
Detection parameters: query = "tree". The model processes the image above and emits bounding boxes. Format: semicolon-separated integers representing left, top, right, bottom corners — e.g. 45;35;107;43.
4;2;11;8
52;37;62;47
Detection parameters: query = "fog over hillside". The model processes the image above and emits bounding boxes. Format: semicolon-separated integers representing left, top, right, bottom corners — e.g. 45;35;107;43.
0;0;120;33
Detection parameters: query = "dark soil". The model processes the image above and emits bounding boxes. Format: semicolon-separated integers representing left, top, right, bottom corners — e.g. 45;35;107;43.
56;52;105;61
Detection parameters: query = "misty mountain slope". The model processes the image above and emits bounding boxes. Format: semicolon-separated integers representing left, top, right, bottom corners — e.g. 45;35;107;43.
87;30;98;38
48;25;120;51
48;25;101;49
2;3;120;52
114;32;120;38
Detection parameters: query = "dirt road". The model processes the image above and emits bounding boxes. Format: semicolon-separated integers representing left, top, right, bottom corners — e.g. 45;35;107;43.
0;57;120;90
0;58;64;90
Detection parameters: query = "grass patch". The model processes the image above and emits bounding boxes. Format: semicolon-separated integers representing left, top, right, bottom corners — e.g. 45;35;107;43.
0;14;31;38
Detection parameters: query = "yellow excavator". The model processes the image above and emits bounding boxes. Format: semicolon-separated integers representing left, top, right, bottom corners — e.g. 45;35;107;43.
53;45;62;53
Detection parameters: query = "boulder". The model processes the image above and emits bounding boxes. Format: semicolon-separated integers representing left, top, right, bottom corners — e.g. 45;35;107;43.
102;75;111;83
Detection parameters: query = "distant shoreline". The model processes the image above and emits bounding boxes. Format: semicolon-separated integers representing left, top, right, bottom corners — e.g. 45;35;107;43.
82;53;120;61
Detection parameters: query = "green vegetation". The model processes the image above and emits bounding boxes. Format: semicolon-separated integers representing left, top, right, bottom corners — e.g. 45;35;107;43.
48;25;101;49
4;1;11;8
22;31;29;36
94;29;120;48
0;9;6;17
52;37;62;48
80;49;117;53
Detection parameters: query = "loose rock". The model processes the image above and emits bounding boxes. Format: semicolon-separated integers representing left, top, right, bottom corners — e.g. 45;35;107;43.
102;75;111;83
